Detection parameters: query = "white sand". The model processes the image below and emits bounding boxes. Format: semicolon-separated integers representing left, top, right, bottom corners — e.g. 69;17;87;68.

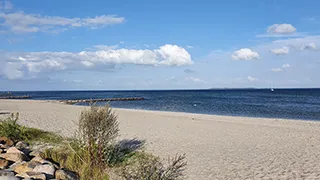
1;100;320;179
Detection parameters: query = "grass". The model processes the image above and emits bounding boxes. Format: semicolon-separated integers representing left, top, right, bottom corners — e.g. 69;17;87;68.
0;112;63;144
0;106;187;180
121;152;187;180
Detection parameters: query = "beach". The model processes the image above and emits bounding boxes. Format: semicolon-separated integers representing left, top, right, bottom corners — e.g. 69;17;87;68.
1;100;320;179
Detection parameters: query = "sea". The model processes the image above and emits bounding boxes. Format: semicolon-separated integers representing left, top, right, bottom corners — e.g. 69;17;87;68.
3;89;320;121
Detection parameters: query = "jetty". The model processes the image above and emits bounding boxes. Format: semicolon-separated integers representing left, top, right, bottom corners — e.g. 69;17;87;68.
61;97;145;105
0;95;31;99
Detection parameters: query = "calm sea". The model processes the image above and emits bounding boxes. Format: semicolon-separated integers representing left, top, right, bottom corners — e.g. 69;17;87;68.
4;89;320;120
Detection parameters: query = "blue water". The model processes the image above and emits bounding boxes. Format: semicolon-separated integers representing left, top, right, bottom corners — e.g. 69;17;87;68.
4;89;320;120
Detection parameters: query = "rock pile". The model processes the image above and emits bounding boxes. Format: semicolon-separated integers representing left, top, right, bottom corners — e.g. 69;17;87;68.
0;137;79;180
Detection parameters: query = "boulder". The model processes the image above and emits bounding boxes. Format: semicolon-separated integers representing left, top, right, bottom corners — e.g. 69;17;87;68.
0;169;15;176
0;177;20;180
55;169;80;180
0;153;29;162
33;164;56;177
0;158;9;169
0;137;14;147
31;156;49;164
0;144;9;150
6;147;23;154
12;161;34;174
15;141;29;150
16;171;46;180
29;150;42;157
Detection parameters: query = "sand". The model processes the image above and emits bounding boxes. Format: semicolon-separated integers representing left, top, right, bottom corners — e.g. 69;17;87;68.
1;100;320;179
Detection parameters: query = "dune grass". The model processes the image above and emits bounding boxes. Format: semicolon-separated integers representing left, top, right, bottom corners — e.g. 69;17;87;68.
0;112;63;144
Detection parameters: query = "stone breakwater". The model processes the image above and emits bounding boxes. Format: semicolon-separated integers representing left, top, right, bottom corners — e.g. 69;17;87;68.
61;97;145;105
0;96;31;100
0;137;79;180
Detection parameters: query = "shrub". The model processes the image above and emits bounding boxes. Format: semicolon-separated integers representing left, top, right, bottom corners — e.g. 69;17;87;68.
121;152;187;180
77;104;119;167
43;105;120;179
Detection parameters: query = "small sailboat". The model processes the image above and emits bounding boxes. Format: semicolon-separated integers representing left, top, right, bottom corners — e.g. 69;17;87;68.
270;85;274;92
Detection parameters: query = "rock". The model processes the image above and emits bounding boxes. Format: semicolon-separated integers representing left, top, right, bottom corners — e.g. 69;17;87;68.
12;161;33;174
31;156;48;164
0;177;20;180
12;160;42;174
0;158;9;169
0;169;15;176
33;164;56;177
15;141;29;150
6;147;23;154
0;153;29;162
55;169;79;180
29;150;42;157
16;171;46;180
0;144;9;150
0;137;14;147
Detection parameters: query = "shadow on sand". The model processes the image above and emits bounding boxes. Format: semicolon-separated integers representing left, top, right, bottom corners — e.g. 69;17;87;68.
108;138;146;165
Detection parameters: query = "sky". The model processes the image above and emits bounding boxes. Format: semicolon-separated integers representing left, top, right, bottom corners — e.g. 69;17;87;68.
0;0;320;90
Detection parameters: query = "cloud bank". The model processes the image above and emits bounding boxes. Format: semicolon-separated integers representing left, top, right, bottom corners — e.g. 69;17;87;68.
0;44;193;80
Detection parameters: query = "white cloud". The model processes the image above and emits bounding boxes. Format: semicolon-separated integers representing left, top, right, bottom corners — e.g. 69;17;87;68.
247;76;258;82
282;63;290;68
301;43;317;51
0;11;124;33
186;45;193;49
185;77;206;83
271;68;283;72
267;24;296;34
231;48;260;60
0;44;193;80
270;47;289;55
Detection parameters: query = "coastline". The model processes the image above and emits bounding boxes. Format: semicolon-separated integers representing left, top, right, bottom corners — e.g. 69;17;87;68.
1;99;320;179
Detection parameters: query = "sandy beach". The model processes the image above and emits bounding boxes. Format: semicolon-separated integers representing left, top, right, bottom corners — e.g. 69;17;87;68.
1;100;320;179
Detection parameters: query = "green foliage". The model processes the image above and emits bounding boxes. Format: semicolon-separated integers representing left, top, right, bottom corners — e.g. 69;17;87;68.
0;113;62;144
121;152;187;180
0;113;21;140
77;105;119;167
42;141;109;180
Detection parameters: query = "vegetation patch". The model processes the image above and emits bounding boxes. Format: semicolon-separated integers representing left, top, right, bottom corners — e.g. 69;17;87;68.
0;106;187;180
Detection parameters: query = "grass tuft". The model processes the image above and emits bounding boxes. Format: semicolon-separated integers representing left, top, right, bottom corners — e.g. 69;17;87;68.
0;113;63;144
121;152;187;180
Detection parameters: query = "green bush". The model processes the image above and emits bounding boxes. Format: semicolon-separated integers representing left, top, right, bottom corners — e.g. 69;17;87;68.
77;105;119;167
0;113;62;144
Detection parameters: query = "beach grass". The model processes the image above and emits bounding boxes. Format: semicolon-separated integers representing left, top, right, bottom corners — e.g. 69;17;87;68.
0;112;63;144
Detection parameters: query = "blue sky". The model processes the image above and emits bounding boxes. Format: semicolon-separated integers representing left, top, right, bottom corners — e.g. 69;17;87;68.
0;0;320;90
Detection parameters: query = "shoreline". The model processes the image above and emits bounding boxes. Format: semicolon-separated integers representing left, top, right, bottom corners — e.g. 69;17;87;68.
1;99;320;179
47;99;320;122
